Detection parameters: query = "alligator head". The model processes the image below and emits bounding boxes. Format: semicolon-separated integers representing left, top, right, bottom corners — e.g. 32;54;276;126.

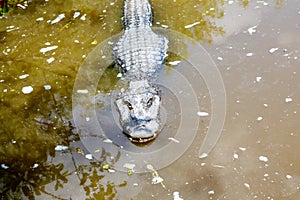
116;80;160;143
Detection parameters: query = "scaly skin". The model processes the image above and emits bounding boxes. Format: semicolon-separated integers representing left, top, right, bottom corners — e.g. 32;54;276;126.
113;0;168;143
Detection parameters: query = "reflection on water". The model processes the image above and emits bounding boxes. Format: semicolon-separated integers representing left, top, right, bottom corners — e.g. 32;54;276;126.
1;0;299;199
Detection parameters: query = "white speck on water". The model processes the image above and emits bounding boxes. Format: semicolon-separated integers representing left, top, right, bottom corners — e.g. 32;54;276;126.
259;155;269;162
286;174;292;179
55;145;68;151
200;162;206;166
257;116;263;121
197;111;209;117
184;21;200;29
36;17;44;22
285;97;293;103
269;47;279;53
256;76;262;82
1;164;9;169
208;190;215;195
152;176;164;184
45;42;51;46
169;60;181;66
173;191;183;200
264;173;269;177
22;86;33;94
103;138;113;143
161;24;169;28
199;153;208;158
82;54;86;58
80;14;86;21
133;183;138;187
239;147;247;151
228;0;234;4
73;11;80;19
233;152;239;159
77;89;89;94
3;89;7;92
247;25;257;35
50;13;65;24
246;52;254;57
46;57;55;63
168;137;180;143
123;163;135;170
19;74;29;79
40;45;58;53
263;103;268;107
74;40;80;43
85;117;90;122
32;163;39;168
85;154;93;160
217;56;223;61
244;183;250;189
44;85;51;90
117;73;122;78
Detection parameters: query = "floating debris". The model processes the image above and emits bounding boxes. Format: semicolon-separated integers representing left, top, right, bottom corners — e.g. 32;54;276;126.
246;52;254;57
256;76;262;82
76;89;89;94
285;97;293;103
55;145;68;151
239;147;247;151
247;25;257;35
217;56;223;61
80;14;87;21
169;60;181;66
257;116;263;121
147;164;166;188
233;152;239;159
152;176;164;184
184;21;200;29
269;47;279;54
46;57;55;64
50;13;65;24
76;147;84;154
197;111;209;117
117;73;123;78
173;191;183;200
44;85;51;90
85;154;93;160
19;74;29;79
286;174;293;179
22;86;33;94
244;183;250;189
103;138;113;143
40;46;58;54
1;164;9;169
32;163;39;169
208;190;215;195
36;17;44;22
73;11;81;19
259;155;269;162
168;137;180;143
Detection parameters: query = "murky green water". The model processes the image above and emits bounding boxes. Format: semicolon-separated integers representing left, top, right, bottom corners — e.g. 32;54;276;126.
1;0;300;199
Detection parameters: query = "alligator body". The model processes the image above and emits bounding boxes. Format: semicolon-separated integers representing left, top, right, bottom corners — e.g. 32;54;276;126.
113;0;168;143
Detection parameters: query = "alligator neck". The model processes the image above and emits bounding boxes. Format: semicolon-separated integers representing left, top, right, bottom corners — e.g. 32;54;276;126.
123;0;153;30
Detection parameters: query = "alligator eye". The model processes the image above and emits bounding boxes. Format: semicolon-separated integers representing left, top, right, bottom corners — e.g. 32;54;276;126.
146;97;153;107
124;101;133;110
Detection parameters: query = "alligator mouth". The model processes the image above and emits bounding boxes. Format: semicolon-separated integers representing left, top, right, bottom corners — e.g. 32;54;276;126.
127;133;157;143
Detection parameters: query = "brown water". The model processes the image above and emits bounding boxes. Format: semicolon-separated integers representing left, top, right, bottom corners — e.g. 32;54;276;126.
1;0;300;199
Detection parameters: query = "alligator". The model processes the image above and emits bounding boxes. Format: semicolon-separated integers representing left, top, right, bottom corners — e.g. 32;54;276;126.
113;0;168;143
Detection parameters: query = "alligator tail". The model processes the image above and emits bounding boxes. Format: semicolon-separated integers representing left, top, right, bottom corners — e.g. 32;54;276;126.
123;0;153;29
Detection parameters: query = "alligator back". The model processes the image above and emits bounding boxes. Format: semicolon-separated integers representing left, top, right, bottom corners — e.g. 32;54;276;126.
113;0;168;81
